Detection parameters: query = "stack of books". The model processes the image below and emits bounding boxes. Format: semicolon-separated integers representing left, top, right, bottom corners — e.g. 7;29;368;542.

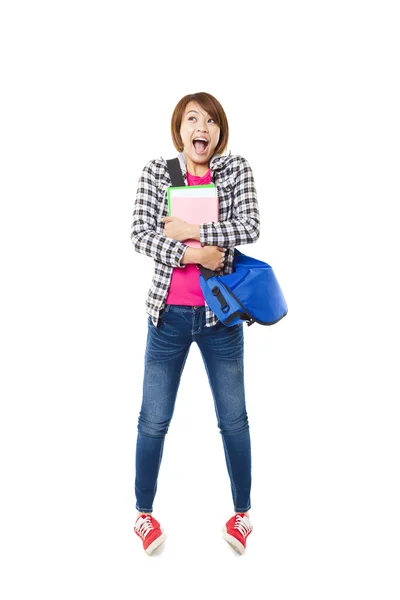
167;184;219;248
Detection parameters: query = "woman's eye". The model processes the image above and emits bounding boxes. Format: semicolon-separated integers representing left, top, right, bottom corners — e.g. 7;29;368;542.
188;116;216;123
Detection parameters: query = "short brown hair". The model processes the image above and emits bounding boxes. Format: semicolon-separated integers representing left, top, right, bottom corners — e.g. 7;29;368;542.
171;92;229;155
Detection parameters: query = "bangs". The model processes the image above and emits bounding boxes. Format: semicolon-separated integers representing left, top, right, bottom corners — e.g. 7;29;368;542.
186;93;220;125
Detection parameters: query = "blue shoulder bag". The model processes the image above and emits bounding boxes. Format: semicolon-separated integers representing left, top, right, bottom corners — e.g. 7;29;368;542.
166;158;288;327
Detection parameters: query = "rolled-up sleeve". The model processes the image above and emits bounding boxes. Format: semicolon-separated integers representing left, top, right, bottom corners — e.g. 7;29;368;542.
199;157;260;247
131;161;187;268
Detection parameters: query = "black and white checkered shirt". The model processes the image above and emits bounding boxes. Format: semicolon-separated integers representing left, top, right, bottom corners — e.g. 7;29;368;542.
131;151;260;328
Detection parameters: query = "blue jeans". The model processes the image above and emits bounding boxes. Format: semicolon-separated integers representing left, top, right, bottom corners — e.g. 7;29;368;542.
134;304;252;514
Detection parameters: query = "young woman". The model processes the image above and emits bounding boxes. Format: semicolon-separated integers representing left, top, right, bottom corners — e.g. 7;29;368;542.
131;92;260;555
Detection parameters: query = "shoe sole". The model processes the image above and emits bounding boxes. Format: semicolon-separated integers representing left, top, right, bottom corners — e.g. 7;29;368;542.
145;531;167;555
222;527;245;555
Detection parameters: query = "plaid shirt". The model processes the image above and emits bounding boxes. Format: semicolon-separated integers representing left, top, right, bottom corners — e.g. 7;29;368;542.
131;151;260;328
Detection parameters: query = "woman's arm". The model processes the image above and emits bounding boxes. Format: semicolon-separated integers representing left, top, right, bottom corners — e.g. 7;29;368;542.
131;161;188;268
180;247;203;264
197;157;260;247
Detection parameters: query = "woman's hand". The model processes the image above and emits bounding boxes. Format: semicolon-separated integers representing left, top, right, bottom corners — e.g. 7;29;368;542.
162;216;191;242
199;246;226;271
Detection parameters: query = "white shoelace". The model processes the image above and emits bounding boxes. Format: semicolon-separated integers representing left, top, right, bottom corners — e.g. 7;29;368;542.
135;516;153;539
234;515;253;537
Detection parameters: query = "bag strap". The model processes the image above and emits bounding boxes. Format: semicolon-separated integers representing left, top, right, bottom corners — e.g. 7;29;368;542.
166;157;216;280
166;158;185;187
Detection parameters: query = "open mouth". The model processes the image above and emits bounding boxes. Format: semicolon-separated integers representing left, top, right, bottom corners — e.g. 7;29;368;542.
193;138;209;155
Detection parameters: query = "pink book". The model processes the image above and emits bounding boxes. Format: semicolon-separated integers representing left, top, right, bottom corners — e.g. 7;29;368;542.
169;196;219;248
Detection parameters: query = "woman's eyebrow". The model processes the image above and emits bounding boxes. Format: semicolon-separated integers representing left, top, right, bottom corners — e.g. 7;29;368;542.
186;109;213;119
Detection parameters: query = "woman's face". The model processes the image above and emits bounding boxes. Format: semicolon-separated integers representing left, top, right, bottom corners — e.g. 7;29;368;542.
179;101;221;167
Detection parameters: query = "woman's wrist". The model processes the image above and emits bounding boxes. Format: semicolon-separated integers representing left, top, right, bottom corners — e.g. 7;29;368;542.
180;246;203;265
186;223;201;241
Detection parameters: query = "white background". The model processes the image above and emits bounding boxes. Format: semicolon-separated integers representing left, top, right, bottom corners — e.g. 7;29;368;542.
1;0;399;598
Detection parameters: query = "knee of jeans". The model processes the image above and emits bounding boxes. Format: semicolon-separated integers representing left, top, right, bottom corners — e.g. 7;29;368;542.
218;412;249;435
138;414;171;437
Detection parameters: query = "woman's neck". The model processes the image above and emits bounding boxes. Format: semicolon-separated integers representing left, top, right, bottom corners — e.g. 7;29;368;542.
185;156;210;177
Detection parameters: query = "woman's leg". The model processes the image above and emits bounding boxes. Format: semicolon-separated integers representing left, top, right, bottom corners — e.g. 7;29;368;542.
135;310;192;513
196;319;251;513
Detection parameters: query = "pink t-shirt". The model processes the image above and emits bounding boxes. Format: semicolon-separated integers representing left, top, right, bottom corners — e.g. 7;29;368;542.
165;168;212;306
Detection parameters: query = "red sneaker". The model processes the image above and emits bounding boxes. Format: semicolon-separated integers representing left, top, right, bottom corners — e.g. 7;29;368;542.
134;514;166;555
222;513;253;554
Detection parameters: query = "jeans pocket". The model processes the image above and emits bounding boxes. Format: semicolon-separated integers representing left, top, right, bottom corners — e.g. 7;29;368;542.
158;304;171;321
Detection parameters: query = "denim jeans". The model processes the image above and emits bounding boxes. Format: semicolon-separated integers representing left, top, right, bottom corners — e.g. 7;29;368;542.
134;304;251;513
